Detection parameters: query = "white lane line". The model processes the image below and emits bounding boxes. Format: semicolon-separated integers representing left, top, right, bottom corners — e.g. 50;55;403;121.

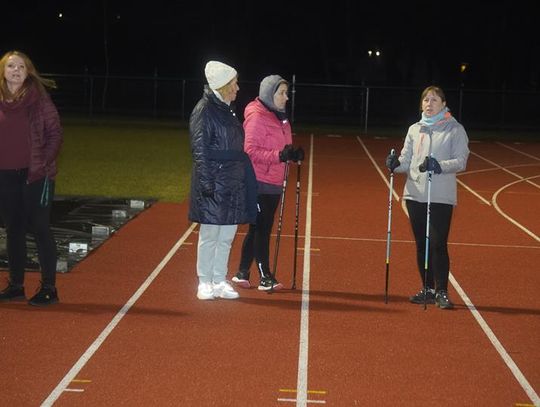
359;136;540;406
242;232;540;249
296;134;314;407
457;178;492;205
492;175;540;242
309;235;540;250
450;275;540;406
356;136;400;201
40;223;198;407
461;163;539;176
496;142;540;161
470;150;540;190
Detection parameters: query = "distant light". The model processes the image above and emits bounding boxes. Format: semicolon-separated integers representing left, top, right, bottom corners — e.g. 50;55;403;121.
376;51;381;56
460;62;469;73
58;12;63;18
116;14;121;20
368;50;373;57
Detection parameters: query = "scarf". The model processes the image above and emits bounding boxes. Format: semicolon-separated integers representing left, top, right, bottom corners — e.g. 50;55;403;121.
420;107;450;127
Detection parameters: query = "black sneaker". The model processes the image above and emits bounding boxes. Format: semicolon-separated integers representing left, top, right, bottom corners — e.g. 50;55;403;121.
409;288;436;304
258;277;283;291
0;283;25;302
435;290;454;309
232;270;251;288
28;285;59;307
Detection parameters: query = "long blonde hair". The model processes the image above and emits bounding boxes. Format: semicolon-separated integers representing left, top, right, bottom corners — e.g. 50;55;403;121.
0;50;56;102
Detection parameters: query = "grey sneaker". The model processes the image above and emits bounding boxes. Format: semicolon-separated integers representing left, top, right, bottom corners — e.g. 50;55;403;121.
409;288;436;304
435;290;454;309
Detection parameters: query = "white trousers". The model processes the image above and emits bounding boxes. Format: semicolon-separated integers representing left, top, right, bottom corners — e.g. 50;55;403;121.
197;224;238;284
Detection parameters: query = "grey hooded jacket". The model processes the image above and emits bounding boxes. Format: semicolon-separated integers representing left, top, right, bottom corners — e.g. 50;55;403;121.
394;114;469;205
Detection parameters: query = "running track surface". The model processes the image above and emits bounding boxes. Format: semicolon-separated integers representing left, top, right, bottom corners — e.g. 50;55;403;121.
1;135;539;407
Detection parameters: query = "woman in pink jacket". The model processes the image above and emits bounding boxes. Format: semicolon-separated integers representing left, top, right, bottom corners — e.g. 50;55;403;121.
232;75;302;290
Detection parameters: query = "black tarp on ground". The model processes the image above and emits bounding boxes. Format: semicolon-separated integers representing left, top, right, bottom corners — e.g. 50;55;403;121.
0;196;155;273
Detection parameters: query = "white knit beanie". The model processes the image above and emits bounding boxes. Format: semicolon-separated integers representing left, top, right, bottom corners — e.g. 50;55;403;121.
204;61;237;90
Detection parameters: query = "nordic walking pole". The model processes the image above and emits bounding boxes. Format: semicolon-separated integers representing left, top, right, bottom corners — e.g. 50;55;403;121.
384;148;395;304
270;161;290;293
423;155;434;310
291;161;301;290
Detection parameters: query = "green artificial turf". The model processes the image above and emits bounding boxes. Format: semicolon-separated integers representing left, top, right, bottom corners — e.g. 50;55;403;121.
54;116;537;203
55;117;192;202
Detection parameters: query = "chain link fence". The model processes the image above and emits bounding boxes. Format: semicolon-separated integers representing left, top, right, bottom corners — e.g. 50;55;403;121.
45;73;540;131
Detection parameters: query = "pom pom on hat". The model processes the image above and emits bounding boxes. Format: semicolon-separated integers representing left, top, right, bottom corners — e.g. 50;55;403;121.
205;61;237;90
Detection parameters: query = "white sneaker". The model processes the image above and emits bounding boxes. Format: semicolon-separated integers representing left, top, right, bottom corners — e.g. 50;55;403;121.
213;281;239;299
197;282;215;300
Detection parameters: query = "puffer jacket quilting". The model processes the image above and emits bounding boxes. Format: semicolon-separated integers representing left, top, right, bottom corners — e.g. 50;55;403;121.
27;92;63;184
188;87;254;225
243;98;292;186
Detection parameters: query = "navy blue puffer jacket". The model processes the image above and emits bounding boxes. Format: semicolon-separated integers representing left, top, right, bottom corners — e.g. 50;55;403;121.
188;87;257;225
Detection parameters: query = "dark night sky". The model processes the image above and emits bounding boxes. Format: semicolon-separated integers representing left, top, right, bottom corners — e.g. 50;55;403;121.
3;0;539;89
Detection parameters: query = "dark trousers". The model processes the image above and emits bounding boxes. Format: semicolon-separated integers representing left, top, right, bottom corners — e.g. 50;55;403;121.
406;199;453;292
0;169;57;287
239;194;280;278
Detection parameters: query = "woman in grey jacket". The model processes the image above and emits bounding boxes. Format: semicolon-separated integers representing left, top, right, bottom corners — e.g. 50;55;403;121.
386;86;469;309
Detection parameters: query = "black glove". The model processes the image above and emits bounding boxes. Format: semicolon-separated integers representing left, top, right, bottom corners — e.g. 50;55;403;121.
385;152;400;172
292;147;305;162
419;156;442;174
279;144;295;162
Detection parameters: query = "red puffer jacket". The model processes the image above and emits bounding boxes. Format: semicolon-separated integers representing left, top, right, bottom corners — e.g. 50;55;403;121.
27;87;63;183
0;85;62;183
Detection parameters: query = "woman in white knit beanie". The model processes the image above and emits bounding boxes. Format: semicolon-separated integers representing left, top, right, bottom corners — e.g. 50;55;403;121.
188;60;257;301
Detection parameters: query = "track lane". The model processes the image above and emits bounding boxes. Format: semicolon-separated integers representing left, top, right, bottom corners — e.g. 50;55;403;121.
2;136;539;406
304;135;539;406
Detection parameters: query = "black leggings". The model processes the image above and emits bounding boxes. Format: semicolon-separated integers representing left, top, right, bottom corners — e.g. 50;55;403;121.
0;169;57;287
406;199;453;292
239;193;280;278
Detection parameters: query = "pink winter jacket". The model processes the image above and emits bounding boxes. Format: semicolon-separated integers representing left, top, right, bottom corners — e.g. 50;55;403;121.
243;98;292;186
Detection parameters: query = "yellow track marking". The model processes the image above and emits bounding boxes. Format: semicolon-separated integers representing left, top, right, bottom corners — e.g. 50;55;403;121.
279;388;327;395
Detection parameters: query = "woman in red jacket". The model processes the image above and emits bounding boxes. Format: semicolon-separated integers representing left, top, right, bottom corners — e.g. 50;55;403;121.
0;50;63;306
232;75;302;290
